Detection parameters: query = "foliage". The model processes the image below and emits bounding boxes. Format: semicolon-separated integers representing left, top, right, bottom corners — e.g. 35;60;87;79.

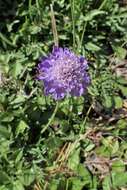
0;0;127;189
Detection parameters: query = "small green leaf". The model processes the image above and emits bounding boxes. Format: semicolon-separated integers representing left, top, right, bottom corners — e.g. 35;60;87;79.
102;175;111;190
12;181;24;190
113;46;126;59
103;95;113;108
0;171;10;185
69;177;87;190
10;62;23;78
68;146;80;171
50;180;59;190
0;125;10;139
117;77;127;85
117;119;127;129
119;85;127;96
20;169;35;186
112;160;125;172
77;164;91;184
16;120;29;136
112;172;127;188
0;112;14;122
85;143;95;152
84;10;105;21
112;140;119;154
10;95;25;106
114;96;123;109
15;150;23;165
85;42;101;52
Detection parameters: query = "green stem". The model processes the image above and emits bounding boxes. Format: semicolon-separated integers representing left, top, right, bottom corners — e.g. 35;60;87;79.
80;21;87;50
28;0;32;19
41;102;59;134
0;32;15;47
80;102;93;134
70;0;76;50
66;179;69;190
98;0;107;10
50;4;59;47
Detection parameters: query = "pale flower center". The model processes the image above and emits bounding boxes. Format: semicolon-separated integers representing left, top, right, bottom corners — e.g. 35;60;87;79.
50;57;81;85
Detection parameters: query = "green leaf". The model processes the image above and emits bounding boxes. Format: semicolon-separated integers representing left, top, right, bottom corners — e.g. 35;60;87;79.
10;62;23;78
118;85;127;96
0;171;10;185
85;143;95;152
84;10;105;21
0;112;14;122
67;146;80;171
112;160;125;172
114;96;123;109
0;125;10;139
15;150;23;165
10;95;25;105
12;181;24;190
102;175;111;190
112;172;127;188
117;77;127;85
69;177;87;190
20;169;35;186
85;42;101;52
0;32;16;47
0;185;9;190
50;180;59;190
77;164;91;185
16;120;29;136
112;140;119;154
117;119;127;129
103;95;113;108
0;139;10;157
112;46;127;59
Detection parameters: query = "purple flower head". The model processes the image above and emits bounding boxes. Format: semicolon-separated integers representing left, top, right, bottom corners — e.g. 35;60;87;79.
38;47;90;100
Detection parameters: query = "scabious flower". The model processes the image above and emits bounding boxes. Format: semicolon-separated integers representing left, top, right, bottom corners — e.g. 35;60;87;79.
38;47;90;100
